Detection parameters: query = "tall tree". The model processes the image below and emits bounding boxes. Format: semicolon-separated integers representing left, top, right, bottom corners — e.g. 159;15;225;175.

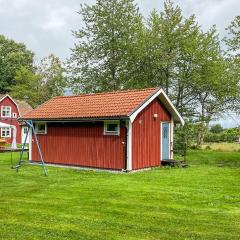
224;16;240;55
10;66;42;108
10;54;66;107
37;54;66;103
224;16;240;114
0;35;34;93
145;2;183;95
68;0;143;93
144;1;203;116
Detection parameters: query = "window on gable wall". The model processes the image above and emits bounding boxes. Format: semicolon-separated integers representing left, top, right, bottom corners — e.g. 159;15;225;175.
104;121;120;135
1;106;11;118
1;128;11;138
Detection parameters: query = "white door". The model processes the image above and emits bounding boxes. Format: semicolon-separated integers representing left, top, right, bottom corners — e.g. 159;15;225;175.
21;127;29;144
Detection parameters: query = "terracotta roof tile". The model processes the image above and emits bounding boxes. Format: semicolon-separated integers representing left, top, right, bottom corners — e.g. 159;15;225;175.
22;87;159;120
15;100;33;116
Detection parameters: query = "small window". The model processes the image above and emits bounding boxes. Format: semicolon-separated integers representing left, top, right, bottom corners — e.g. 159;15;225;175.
1;127;11;138
104;121;120;135
1;106;11;118
35;123;47;134
12;113;17;118
23;127;28;134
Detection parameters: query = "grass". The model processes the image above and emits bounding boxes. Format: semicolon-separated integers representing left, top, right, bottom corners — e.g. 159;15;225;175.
201;142;240;152
0;150;240;239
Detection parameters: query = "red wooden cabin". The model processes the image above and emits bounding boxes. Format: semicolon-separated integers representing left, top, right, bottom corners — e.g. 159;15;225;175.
0;95;32;144
22;87;184;171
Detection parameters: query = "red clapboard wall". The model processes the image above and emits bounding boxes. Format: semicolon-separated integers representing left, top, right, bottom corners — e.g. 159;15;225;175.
132;98;171;170
32;122;126;170
0;96;21;143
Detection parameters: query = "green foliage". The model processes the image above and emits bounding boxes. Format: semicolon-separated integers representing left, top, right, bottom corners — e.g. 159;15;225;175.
224;15;240;54
204;127;240;143
10;54;66;107
173;120;200;155
68;0;143;93
68;0;239;136
224;15;240;114
37;54;67;103
10;66;42;107
210;124;223;133
0;35;34;93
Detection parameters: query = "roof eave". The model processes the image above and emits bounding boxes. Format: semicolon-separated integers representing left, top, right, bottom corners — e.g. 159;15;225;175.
129;88;184;125
19;116;129;122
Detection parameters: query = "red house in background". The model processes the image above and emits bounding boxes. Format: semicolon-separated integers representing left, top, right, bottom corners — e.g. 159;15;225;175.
22;87;184;171
0;95;32;144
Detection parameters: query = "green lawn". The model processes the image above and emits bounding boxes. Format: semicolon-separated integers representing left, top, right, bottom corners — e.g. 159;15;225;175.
0;150;240;239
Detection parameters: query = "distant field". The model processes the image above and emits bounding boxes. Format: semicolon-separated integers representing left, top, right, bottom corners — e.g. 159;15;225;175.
0;150;239;240
202;142;240;152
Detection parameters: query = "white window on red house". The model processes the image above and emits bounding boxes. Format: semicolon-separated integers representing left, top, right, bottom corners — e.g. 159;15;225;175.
12;113;17;118
35;123;47;134
104;121;120;135
1;106;12;118
1;127;11;138
23;127;28;134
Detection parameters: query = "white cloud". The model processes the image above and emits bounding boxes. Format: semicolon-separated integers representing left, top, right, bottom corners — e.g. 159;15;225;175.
0;0;238;60
40;7;72;32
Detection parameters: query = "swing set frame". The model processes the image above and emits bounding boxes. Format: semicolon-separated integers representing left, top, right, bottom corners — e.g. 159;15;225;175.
16;120;47;176
0;98;46;175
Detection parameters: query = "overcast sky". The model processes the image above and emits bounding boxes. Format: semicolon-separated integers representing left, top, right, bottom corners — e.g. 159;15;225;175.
0;0;239;127
0;0;239;62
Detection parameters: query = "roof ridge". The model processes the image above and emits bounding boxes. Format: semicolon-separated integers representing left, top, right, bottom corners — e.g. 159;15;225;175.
54;87;159;99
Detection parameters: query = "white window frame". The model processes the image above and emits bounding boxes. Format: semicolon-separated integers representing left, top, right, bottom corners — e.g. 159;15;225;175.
12;113;17;118
104;120;120;136
35;122;47;135
1;106;12;118
23;127;28;134
1;127;11;138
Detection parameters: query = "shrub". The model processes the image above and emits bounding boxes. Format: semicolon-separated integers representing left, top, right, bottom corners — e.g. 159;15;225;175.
204;127;240;143
210;124;223;133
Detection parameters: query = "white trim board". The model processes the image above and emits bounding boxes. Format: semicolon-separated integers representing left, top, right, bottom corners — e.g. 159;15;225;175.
129;88;184;125
126;120;132;171
28;128;32;161
170;117;174;159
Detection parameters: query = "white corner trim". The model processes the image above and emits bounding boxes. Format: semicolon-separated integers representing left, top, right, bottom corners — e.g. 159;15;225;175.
29;128;32;161
170;117;174;160
129;88;184;125
126;120;132;171
160;122;162;162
